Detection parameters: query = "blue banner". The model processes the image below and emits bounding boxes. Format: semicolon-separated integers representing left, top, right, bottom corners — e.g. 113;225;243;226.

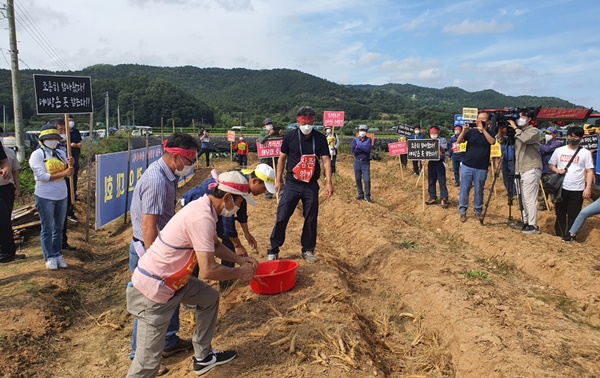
95;144;194;229
96;147;148;229
454;114;464;126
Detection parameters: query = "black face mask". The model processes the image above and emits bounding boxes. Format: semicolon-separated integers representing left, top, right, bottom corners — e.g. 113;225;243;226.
567;138;580;146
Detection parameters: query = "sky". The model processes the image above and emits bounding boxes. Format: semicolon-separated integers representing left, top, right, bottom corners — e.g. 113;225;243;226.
1;0;600;109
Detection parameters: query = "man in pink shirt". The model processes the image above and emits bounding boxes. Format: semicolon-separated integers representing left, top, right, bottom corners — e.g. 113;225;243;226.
126;171;258;378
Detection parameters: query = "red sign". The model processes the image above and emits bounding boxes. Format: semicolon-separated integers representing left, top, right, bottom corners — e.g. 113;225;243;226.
323;111;345;127
292;154;316;183
227;130;236;142
388;141;407;156
256;139;283;158
535;108;592;121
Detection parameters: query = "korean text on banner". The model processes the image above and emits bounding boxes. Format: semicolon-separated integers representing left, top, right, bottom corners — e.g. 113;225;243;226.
462;107;478;121
388;141;408;156
95;148;148;229
227;130;236;142
454;114;465;126
257;139;283;158
407;139;440;161
490;141;502;158
33;74;93;115
396;124;413;138
323;111;345;127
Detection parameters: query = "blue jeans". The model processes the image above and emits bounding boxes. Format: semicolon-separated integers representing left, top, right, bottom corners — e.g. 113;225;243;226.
354;159;371;199
451;154;463;184
427;160;448;200
569;197;600;235
35;196;67;261
129;241;181;359
459;165;488;215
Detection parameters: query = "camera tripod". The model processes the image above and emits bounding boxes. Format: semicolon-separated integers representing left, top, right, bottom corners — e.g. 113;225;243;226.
480;144;524;226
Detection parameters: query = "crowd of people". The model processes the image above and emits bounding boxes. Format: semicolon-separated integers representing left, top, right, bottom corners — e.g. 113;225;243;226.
1;106;599;377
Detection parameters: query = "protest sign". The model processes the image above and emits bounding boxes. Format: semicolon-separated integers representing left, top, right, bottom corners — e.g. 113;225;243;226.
388;141;408;156
490;141;502;157
396;124;413;138
462;107;478;121
407;139;440;161
227;130;236;142
323;111;345;127
33;74;93;114
580;134;598;151
257;139;283;158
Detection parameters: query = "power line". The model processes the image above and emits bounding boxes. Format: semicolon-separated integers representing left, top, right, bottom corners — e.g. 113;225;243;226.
0;48;11;67
12;1;71;71
14;0;72;71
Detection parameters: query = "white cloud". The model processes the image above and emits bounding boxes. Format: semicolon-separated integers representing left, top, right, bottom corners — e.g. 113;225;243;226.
381;57;443;83
357;52;381;66
442;19;512;35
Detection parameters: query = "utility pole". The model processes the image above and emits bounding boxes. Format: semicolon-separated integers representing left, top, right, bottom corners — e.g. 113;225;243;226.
132;103;135;126
117;105;121;128
3;105;5;130
105;92;109;136
7;0;25;162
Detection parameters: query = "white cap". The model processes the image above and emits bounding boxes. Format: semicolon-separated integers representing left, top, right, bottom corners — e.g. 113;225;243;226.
242;164;276;194
216;171;256;206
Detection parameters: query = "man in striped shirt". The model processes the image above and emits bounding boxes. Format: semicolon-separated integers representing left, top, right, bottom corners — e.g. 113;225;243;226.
128;132;199;375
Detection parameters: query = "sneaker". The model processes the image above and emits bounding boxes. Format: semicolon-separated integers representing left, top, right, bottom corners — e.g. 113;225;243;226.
62;244;77;251
454;182;460;187
301;251;318;263
441;199;449;209
460;213;467;223
425;198;437;205
56;255;68;268
193;350;237;376
356;195;364;200
562;234;576;243
365;197;373;203
46;258;58;270
522;225;541;235
267;253;278;261
67;215;78;223
413;172;419;176
162;338;193;357
474;212;483;221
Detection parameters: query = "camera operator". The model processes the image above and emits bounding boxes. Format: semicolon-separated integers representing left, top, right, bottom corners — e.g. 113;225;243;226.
507;109;542;234
457;112;496;222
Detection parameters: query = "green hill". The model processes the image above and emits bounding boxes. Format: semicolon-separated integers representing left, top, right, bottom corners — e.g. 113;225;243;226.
0;64;581;129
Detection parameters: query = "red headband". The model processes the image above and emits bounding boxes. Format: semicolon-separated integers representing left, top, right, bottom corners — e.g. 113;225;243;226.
163;140;196;161
207;169;250;193
297;116;315;124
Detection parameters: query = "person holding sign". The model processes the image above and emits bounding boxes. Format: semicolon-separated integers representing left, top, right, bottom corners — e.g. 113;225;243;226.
28;124;74;270
507;109;543;234
234;136;249;169
0;135;25;263
67;116;83;201
457;112;496;222
198;130;212;168
267;106;333;263
259;118;284;199
408;126;426;175
449;125;464;187
425;127;449;208
325;126;340;174
352;125;373;202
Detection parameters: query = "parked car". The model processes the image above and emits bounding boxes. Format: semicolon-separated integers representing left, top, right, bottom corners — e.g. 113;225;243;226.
231;126;246;131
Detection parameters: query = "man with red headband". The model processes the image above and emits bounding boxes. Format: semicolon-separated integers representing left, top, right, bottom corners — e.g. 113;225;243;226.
126;171;258;377
127;132;199;375
267;106;333;263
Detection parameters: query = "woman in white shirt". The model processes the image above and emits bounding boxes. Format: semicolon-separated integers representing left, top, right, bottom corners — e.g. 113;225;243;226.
28;124;74;270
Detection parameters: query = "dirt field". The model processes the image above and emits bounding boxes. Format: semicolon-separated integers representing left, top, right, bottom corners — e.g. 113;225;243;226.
2;153;600;378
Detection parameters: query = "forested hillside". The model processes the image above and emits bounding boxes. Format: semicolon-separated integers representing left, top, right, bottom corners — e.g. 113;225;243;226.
0;64;580;129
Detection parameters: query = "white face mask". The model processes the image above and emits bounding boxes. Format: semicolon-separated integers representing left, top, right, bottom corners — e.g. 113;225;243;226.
174;156;193;177
544;134;553;142
265;125;273;131
455;130;461;135
299;125;314;135
68;121;75;128
220;196;239;217
516;118;527;127
44;140;60;149
414;130;420;135
431;134;438;139
239;137;244;141
358;131;367;137
326;129;332;135
59;134;66;140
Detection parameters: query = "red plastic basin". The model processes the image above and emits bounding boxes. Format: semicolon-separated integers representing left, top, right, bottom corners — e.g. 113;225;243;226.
249;260;299;295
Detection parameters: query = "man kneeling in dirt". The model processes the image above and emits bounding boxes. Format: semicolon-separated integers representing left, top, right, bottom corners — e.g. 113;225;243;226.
126;171;258;378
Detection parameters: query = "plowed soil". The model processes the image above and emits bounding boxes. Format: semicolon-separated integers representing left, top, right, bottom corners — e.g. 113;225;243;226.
2;153;600;378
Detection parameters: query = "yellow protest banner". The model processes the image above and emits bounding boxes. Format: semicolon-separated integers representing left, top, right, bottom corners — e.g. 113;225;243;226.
462;107;478;121
490;141;502;157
